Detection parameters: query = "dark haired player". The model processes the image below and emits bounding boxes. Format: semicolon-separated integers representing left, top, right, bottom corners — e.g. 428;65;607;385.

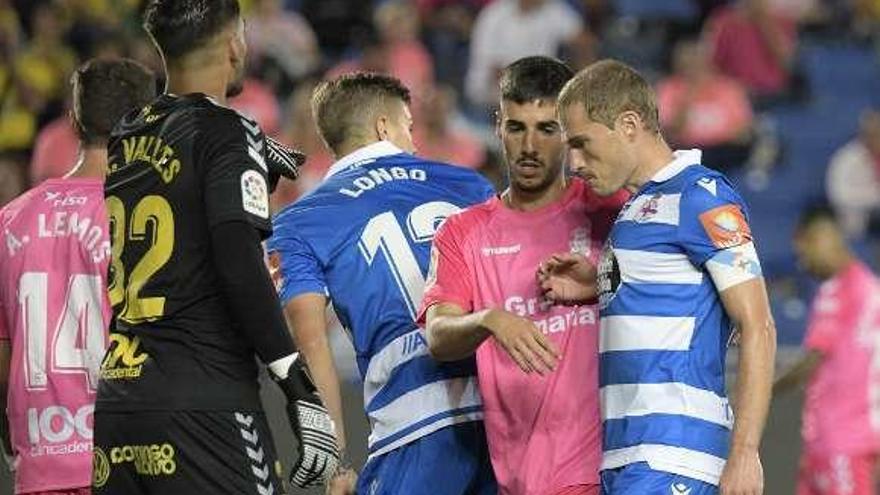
420;56;626;495
92;1;338;493
0;57;154;495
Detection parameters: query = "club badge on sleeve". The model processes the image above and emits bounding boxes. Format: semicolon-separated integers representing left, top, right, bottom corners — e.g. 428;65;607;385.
241;169;269;219
699;204;752;249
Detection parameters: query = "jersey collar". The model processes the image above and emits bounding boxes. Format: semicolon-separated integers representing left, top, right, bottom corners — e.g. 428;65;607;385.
325;141;405;179
649;148;702;183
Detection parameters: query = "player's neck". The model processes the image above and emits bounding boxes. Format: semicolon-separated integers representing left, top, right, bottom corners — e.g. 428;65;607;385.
829;251;855;278
625;135;675;192
65;146;107;180
504;176;568;212
165;65;230;106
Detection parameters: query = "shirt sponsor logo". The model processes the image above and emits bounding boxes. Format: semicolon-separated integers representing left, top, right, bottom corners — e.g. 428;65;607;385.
481;244;521;256
241;169;269;219
109;442;177;477
698;204;752;249
504;295;596;335
597;244;621;310
101;334;148;380
27;404;93;458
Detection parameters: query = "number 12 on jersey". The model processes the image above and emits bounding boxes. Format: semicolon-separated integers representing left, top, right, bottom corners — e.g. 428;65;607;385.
358;201;460;319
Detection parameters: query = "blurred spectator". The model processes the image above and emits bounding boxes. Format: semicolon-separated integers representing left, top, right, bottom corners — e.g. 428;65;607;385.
299;0;373;60
419;0;488;91
414;85;486;168
245;0;319;94
29;114;78;184
15;2;76;106
229;78;282;137
465;0;592;108
0;155;25;207
271;81;334;210
327;1;435;100
826;108;880;238
374;0;434;99
704;0;798;99
657;39;755;170
853;0;880;37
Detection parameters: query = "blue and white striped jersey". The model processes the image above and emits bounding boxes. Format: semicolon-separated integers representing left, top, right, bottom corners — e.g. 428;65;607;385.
597;149;758;485
267;142;495;460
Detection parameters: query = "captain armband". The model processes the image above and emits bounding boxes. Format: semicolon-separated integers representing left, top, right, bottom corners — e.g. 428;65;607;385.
705;241;763;292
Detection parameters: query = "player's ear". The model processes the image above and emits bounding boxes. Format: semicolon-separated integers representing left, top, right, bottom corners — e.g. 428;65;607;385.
494;110;502;139
616;111;640;140
375;114;389;142
228;20;246;73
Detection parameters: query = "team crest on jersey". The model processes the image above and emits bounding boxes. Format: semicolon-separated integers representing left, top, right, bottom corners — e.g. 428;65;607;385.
699;204;752;249
569;225;591;257
93;446;111;488
597;244;621;310
241;169;269;219
634;192;663;222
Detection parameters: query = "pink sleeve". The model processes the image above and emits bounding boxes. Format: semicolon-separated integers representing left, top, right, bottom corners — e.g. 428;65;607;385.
416;217;474;326
804;283;847;354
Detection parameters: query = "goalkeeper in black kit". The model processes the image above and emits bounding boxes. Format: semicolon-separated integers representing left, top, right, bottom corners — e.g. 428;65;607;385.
92;1;339;493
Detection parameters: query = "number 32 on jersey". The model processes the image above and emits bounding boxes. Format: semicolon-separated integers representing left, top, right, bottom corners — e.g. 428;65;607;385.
106;195;174;324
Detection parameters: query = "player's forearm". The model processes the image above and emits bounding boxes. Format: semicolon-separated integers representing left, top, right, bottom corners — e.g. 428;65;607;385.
290;322;347;450
730;318;777;452
425;305;493;361
210;221;296;363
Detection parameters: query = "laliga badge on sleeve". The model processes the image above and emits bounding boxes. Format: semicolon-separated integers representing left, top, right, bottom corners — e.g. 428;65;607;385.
241;169;269;219
698;204;752;249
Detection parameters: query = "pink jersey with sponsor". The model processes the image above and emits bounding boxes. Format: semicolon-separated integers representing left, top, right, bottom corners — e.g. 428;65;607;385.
803;261;880;455
419;179;624;494
0;178;111;493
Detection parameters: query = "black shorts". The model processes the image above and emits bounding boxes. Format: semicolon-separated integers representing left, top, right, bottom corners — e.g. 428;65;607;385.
92;410;285;495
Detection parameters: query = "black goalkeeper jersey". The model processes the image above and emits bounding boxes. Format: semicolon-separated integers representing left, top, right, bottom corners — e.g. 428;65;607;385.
97;93;273;412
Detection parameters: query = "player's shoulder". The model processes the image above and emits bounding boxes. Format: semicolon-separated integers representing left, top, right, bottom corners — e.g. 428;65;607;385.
0;181;58;221
674;165;745;211
382;154;490;184
437;194;497;241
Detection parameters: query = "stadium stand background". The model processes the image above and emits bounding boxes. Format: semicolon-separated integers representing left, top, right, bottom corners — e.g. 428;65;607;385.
1;0;879;493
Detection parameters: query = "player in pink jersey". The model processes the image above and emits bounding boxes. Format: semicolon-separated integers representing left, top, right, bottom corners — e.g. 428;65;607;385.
776;205;880;495
0;59;155;495
418;56;627;495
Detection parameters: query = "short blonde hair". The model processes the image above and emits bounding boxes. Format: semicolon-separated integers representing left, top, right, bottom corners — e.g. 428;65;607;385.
558;59;660;133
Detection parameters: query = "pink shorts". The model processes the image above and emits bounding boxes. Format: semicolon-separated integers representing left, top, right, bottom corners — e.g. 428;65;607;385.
548;485;601;495
797;452;877;495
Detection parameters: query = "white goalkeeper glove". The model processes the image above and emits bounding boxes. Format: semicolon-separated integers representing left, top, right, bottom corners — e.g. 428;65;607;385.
270;353;340;488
